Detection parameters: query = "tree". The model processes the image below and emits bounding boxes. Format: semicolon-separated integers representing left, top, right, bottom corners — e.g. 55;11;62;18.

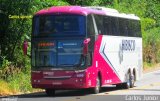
0;0;68;67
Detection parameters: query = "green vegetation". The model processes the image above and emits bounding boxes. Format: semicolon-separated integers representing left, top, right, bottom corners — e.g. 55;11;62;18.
0;0;160;95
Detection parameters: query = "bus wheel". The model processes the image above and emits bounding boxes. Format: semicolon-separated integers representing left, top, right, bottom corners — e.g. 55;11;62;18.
92;77;101;94
123;72;132;89
130;73;135;88
45;89;55;96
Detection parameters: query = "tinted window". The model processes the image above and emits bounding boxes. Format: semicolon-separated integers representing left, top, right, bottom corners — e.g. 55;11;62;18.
94;15;104;34
87;15;95;36
32;40;85;68
111;17;119;35
104;16;112;35
128;20;133;37
87;15;96;51
33;15;86;37
128;20;141;37
92;15;142;37
119;18;128;36
135;21;141;37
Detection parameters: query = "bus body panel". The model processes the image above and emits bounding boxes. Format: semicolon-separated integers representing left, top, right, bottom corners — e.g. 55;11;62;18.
92;35;122;86
99;35;142;83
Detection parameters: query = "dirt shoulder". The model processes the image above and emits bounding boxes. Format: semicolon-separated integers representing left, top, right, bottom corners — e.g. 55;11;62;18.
143;64;160;74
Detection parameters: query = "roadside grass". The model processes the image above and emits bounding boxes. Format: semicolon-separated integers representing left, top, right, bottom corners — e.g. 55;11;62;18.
0;72;33;96
143;62;155;70
143;62;160;73
0;73;43;96
7;72;33;94
0;58;43;96
0;80;13;96
0;70;43;96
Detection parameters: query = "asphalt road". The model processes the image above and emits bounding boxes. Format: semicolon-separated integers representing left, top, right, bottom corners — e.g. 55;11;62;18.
1;70;160;101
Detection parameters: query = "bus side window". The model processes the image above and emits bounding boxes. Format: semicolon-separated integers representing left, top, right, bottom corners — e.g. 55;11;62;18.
103;16;111;35
127;20;141;37
94;15;104;34
119;18;127;36
87;15;96;66
87;15;96;36
111;17;119;36
130;20;138;37
128;20;133;37
135;21;142;37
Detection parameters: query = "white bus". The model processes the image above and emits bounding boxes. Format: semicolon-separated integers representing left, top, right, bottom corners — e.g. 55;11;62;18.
30;6;143;95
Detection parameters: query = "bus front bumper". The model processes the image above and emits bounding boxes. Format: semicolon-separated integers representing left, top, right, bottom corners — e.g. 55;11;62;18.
32;77;89;89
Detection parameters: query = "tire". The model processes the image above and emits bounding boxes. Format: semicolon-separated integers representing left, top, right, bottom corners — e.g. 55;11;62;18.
130;73;135;88
92;77;101;94
123;72;132;89
45;89;55;96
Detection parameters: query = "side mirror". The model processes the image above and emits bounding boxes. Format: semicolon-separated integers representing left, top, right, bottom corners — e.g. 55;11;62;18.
23;40;28;56
83;38;90;56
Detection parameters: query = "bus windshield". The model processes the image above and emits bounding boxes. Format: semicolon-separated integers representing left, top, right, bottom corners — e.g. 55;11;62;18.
33;15;86;37
32;40;86;70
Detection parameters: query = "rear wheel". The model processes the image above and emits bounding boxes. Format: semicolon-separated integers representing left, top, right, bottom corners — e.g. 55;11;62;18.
116;72;135;89
92;77;101;94
45;89;55;96
123;72;132;89
130;73;135;88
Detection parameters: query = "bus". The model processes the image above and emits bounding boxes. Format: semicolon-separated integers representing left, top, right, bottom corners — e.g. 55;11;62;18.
28;6;143;96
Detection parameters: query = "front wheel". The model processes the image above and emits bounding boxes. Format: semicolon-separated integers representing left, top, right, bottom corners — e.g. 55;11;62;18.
92;77;101;94
45;89;55;96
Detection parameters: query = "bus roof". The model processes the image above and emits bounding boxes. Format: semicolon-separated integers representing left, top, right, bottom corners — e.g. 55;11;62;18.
35;6;140;20
35;6;105;16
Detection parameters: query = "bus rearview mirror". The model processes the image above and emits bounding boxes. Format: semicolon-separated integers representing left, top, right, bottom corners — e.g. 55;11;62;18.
83;38;90;56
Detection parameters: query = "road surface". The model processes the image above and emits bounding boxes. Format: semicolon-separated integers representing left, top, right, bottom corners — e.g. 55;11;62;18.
1;70;160;101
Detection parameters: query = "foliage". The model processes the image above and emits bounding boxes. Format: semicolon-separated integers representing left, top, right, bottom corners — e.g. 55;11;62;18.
145;0;160;27
0;80;12;96
0;0;68;95
143;27;160;63
114;0;147;17
0;0;68;66
8;72;32;93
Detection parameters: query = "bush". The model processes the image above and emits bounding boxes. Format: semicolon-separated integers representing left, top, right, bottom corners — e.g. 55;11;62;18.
143;27;160;63
0;56;32;94
0;80;12;96
8;72;32;93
